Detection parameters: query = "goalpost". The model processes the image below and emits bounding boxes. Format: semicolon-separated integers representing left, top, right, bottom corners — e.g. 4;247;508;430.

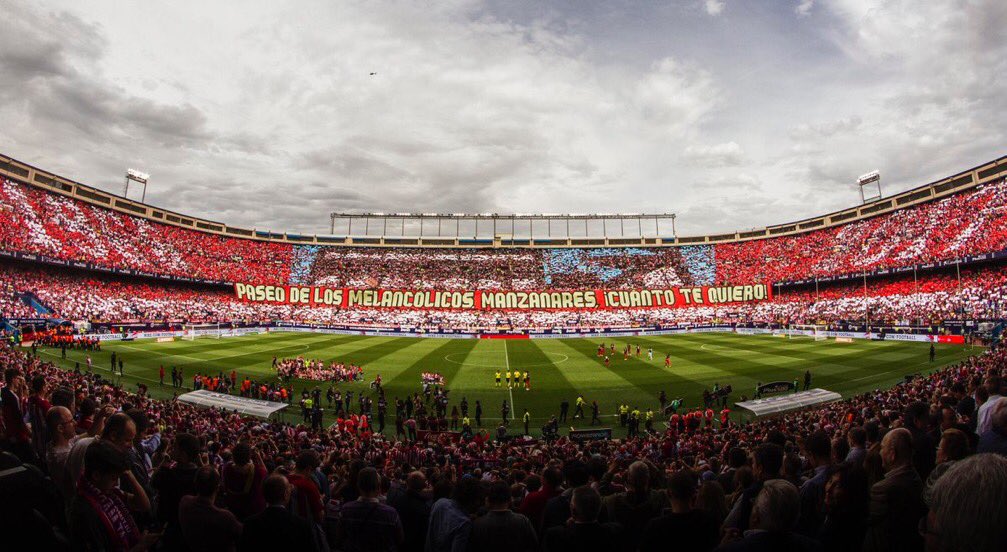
183;323;221;341
788;324;829;341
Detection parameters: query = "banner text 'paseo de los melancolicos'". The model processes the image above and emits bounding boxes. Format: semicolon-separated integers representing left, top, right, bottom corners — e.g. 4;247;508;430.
233;283;772;310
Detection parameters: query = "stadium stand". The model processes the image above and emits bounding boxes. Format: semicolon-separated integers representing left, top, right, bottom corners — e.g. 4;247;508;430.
4;175;1007;292
2;332;1006;550
713;178;1007;284
2;259;1007;329
1;171;1007;334
2;161;1007;550
0;177;294;284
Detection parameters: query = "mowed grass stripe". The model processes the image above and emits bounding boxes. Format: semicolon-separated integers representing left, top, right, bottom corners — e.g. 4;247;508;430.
552;339;659;396
358;338;457;384
651;333;888;375
630;334;867;400
117;333;358;374
636;334;831;383
568;337;754;411
317;337;423;369
385;338;479;389
681;332;927;368
133;331;323;360
504;340;581;421
638;334;969;398
447;341;509;392
555;339;687;403
33;332;981;438
446;341;524;426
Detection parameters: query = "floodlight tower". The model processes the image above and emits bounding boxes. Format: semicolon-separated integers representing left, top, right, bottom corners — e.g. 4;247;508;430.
124;169;150;202
857;170;882;204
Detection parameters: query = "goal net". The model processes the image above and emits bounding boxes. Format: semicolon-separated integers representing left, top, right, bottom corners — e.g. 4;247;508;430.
183;323;221;341
789;324;829;341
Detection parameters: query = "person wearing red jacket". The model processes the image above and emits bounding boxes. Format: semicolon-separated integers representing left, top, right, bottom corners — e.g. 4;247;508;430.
287;450;324;523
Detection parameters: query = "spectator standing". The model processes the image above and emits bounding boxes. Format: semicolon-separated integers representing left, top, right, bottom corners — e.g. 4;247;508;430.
977;397;1007;456
817;463;869;552
45;405;79;499
336;467;404;552
123;409;157;502
844;427;868;467
723;443;785;532
519;466;562;531
288;449;325;524
603;460;668;552
541;460;592;533
639;469;719;552
696;480;729;528
862;428;925;552
26;374;51;463
69;440;155;551
222;442;267;520
714;480;820;552
179;466;243;552
903;402;936;479
976;376;1003;434
923;428;970;506
542;486;620;552
388;471;432;552
151;432;201;549
1;368;35;464
468;480;537;552
797;431;833;536
238;474;317;552
426;476;484;552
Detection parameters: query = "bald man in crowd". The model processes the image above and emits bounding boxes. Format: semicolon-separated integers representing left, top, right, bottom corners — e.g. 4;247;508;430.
863;428;926;552
44;405;80;498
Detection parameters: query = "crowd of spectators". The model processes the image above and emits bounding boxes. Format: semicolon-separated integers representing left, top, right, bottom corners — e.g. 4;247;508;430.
0;178;293;284
542;248;695;288
2;171;1007;334
304;247;546;290
714;178;1007;284
5;176;1007;293
0;277;36;319
4;260;1007;331
2;327;1007;550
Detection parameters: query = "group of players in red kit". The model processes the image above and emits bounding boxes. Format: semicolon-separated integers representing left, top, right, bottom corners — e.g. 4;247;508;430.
596;342;672;368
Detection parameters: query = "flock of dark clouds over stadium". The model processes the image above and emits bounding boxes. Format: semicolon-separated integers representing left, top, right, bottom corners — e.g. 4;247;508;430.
0;0;1004;236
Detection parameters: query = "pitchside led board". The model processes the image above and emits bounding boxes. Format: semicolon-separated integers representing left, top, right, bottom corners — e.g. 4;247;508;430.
232;283;772;311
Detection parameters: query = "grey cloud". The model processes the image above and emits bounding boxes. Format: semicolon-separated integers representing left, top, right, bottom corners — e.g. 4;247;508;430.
0;1;1003;237
683;142;745;167
788;116;861;140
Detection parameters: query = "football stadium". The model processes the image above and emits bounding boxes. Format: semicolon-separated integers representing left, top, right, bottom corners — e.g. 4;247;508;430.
3;2;1007;551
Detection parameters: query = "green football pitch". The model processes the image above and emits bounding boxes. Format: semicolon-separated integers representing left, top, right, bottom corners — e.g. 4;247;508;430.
32;331;976;436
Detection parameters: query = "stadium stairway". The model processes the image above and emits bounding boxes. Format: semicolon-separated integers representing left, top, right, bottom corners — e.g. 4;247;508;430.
992;321;1006;341
19;291;54;316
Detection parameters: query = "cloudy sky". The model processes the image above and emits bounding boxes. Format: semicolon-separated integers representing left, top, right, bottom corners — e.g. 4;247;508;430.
1;0;1004;237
